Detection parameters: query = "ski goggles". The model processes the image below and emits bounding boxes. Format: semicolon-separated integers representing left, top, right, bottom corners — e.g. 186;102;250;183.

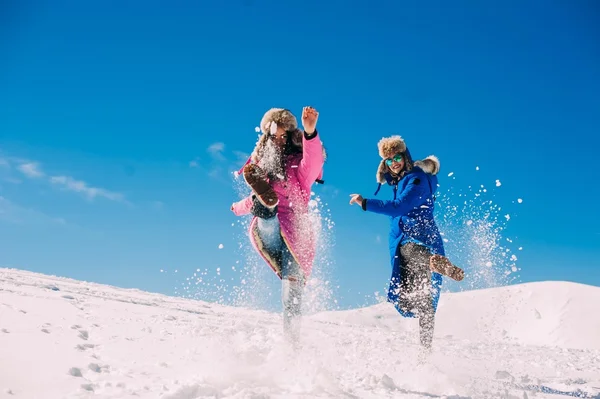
385;153;403;166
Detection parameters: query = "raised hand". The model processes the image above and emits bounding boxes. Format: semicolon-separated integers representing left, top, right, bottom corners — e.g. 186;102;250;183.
349;193;364;207
302;106;319;134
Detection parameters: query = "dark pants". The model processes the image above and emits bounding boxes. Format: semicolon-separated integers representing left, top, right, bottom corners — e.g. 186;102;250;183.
396;242;435;348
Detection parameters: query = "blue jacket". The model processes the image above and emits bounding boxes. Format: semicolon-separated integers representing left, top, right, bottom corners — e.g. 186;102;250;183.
363;150;444;318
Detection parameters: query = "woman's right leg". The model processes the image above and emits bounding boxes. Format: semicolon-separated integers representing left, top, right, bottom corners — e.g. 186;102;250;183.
280;246;304;347
430;254;464;281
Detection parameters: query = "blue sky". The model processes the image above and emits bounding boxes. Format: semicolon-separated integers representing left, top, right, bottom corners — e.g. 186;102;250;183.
1;0;598;311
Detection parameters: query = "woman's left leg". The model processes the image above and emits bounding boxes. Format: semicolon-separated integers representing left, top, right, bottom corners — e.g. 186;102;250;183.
399;243;436;349
280;245;305;346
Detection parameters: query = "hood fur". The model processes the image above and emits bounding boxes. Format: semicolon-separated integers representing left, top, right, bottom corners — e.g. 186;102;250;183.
260;108;297;134
414;155;440;175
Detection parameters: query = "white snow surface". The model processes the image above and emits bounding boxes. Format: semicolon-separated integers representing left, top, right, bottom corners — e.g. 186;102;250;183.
1;268;599;399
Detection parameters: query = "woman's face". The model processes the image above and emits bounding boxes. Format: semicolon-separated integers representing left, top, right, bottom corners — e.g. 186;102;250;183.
385;153;405;174
271;125;287;148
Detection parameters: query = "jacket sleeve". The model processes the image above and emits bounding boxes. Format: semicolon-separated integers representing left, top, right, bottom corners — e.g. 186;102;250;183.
231;195;254;216
297;130;325;185
363;175;429;217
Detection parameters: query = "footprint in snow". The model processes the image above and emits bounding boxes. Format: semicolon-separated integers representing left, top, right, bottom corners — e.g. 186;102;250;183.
88;363;102;373
68;367;83;377
71;325;82;330
41;329;50;334
1;328;9;333
78;330;89;340
380;374;397;390
495;370;515;381
75;343;96;351
81;383;95;392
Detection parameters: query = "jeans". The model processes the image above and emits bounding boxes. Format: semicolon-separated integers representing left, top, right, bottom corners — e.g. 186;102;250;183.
255;216;304;345
256;216;304;281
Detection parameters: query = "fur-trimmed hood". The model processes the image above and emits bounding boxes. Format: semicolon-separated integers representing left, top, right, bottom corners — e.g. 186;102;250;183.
414;155;440;175
375;135;440;184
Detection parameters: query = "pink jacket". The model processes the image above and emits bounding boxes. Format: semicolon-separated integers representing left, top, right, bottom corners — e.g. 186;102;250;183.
232;131;325;280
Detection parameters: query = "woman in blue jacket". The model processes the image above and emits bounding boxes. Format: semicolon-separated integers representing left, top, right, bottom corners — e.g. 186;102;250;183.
350;135;463;349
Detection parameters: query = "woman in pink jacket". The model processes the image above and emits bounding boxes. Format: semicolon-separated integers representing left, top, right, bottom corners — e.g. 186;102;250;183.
231;106;325;344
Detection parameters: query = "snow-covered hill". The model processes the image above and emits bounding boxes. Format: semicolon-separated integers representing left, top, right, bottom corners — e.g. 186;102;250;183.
1;268;599;399
316;280;600;351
